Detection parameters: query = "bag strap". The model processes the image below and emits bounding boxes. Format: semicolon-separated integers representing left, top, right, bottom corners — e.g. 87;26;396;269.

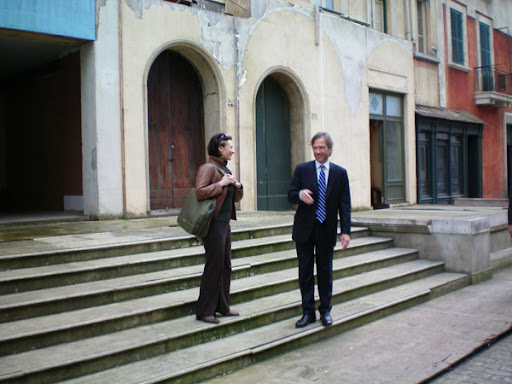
209;162;226;176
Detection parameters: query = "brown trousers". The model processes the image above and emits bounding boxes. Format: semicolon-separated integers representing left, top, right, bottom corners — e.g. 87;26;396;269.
196;220;232;318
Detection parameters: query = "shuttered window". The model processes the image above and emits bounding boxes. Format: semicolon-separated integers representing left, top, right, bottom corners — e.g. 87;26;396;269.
450;8;464;65
417;0;426;53
479;22;493;91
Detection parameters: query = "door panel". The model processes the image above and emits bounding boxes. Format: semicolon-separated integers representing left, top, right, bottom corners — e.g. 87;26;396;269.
370;120;384;207
147;51;204;210
418;131;432;203
256;77;291;211
467;135;481;198
383;120;405;203
450;135;463;196
436;134;450;198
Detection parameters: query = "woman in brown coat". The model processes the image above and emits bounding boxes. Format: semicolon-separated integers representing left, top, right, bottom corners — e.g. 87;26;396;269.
195;133;243;324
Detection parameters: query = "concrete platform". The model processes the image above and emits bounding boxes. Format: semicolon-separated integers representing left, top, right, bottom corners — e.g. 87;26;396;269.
0;205;510;383
353;205;509;284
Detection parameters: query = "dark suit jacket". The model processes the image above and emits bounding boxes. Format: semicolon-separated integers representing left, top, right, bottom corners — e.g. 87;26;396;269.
288;160;351;247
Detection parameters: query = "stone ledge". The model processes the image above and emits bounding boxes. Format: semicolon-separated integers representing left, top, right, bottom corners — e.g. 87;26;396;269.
431;216;489;235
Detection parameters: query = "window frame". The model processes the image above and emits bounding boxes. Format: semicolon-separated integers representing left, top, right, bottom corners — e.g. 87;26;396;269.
446;1;469;70
476;13;494;91
450;9;464;65
417;0;427;54
371;0;387;33
315;0;341;13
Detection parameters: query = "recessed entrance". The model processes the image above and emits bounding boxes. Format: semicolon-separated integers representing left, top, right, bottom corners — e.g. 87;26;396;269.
369;91;406;208
255;76;292;211
147;51;205;210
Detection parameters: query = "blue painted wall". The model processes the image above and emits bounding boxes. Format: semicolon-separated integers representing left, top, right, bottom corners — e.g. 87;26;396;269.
0;0;96;41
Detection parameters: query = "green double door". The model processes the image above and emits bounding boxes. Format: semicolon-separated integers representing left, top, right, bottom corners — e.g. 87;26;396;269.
256;77;291;211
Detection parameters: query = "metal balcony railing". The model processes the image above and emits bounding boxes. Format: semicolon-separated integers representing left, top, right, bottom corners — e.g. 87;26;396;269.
474;65;512;96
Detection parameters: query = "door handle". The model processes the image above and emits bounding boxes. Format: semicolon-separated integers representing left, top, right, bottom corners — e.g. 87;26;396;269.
169;144;175;162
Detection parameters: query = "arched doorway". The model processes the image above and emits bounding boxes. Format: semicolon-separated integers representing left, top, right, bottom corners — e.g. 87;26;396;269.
256;76;291;211
147;51;205;210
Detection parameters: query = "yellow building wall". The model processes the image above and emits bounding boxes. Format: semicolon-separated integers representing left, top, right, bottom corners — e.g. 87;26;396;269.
118;0;415;215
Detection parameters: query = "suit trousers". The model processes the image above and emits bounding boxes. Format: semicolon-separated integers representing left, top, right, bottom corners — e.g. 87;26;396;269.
296;219;334;316
196;219;232;318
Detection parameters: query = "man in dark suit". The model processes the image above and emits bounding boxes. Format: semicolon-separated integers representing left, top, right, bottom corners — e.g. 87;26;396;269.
288;132;351;327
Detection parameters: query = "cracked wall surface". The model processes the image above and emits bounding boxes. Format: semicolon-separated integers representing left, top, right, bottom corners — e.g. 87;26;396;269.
88;0;416;215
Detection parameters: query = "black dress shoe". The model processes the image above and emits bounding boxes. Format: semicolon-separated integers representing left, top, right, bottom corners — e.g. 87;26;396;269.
295;314;316;328
321;312;333;326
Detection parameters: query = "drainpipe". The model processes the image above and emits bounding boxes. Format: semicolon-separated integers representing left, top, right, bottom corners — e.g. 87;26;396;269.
118;0;127;218
315;5;320;46
370;0;374;29
404;0;411;42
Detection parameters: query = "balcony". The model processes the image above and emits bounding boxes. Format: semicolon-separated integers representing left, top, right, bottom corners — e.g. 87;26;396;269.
474;65;512;108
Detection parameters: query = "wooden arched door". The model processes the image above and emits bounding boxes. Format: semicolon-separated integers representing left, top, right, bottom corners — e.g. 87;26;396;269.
147;51;205;210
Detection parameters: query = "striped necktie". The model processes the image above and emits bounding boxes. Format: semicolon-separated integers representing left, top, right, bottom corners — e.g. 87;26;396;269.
317;165;327;223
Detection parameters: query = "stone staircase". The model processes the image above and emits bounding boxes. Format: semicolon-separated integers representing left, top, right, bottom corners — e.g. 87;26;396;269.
0;221;470;384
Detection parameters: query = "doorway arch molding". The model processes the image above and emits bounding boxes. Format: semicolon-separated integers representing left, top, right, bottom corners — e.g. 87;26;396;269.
142;41;227;212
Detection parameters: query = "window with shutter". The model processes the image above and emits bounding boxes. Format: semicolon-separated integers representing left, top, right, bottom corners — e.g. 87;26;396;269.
451;8;464;65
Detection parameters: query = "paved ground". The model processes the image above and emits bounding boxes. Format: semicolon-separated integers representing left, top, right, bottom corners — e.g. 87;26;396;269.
429;331;512;384
204;266;512;384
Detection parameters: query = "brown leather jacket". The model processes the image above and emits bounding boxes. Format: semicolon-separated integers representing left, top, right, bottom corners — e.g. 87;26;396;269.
195;156;243;219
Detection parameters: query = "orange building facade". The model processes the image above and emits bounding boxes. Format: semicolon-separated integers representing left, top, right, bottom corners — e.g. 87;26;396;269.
444;3;512;200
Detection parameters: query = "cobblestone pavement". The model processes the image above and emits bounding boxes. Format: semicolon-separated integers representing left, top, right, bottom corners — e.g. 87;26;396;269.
428;331;512;384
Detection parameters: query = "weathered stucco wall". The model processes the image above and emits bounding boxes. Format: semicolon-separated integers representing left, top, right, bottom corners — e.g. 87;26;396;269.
121;1;233;216
117;0;415;215
414;59;440;107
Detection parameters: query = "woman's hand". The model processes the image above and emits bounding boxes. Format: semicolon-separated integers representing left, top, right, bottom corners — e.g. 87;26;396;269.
220;174;236;187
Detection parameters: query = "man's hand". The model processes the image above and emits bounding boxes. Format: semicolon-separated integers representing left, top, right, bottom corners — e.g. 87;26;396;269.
508;225;512;238
299;189;314;205
340;234;350;251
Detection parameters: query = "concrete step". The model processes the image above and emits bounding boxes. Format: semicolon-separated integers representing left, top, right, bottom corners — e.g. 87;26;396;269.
0;245;411;356
0;259;462;384
0;233;293;294
0;223;316;270
490;247;512;270
0;235;389;322
0;227;370;292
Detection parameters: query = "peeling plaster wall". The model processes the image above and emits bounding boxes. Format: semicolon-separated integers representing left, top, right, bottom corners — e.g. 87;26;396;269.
118;0;415;215
120;1;232;215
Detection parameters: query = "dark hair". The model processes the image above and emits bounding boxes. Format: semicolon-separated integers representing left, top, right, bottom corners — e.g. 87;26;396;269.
207;133;232;156
311;131;333;149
